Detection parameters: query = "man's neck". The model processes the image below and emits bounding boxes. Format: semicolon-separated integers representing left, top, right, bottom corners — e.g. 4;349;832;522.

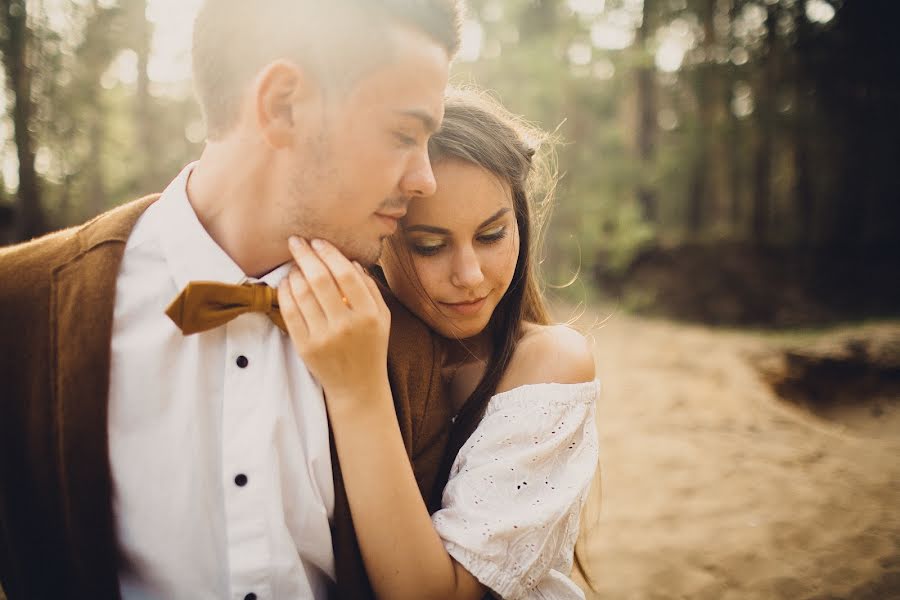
187;143;291;278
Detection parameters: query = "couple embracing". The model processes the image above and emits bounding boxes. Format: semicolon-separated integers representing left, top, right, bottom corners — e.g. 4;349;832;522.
0;1;599;599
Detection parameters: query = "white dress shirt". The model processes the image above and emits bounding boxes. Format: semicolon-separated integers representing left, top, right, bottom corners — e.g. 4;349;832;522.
108;163;335;600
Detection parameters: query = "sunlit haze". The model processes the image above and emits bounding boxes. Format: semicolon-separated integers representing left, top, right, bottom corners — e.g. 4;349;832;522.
136;0;747;82
0;0;838;190
145;0;203;83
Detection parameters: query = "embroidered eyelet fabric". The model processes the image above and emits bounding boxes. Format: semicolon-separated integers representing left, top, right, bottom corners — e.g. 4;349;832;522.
431;381;600;600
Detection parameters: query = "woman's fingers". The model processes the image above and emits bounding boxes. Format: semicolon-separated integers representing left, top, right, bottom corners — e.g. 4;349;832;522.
357;262;391;320
284;236;388;351
277;277;308;340
309;239;376;314
285;265;327;334
280;238;391;396
288;237;349;322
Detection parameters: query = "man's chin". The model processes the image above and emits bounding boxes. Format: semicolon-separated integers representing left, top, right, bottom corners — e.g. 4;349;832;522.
338;238;385;268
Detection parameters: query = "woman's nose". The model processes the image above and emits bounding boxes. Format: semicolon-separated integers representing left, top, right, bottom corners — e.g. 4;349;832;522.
450;245;485;289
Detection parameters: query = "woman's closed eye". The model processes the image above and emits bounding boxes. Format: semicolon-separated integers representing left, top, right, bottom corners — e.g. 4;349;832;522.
408;226;509;257
410;237;445;256
477;225;508;244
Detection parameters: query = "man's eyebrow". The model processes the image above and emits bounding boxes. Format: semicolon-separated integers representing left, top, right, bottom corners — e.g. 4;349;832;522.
396;109;440;134
404;207;511;235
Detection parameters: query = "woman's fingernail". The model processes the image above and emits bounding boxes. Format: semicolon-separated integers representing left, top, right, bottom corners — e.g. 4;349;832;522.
289;236;301;251
311;239;325;251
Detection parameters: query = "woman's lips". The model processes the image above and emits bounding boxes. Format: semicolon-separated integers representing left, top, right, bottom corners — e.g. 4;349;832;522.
439;297;488;317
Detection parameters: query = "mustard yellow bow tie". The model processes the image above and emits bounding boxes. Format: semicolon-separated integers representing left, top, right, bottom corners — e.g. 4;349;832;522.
165;281;287;335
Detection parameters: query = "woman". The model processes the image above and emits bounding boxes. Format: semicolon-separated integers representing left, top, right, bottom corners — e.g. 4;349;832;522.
278;89;599;600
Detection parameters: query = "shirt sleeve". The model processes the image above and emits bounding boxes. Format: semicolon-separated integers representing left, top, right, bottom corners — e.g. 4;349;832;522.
431;381;600;600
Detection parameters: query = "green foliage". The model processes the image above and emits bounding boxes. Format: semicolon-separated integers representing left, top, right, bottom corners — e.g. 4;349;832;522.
1;0;896;305
0;0;203;231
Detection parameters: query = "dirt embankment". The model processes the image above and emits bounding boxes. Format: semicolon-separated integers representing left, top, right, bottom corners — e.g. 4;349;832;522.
574;311;900;600
593;243;900;328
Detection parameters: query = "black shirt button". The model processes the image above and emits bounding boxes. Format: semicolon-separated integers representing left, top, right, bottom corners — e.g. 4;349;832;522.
236;355;249;368
244;594;257;600
234;474;248;487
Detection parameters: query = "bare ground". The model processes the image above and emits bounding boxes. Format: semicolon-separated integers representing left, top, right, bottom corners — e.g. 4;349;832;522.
573;310;900;600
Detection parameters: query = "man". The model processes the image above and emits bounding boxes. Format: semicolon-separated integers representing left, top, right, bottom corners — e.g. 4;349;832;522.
0;1;462;598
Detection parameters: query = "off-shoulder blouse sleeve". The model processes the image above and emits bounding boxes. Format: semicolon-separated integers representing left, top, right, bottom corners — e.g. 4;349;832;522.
431;381;600;600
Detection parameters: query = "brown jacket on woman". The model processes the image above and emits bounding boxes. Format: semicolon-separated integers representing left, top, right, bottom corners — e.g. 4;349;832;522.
0;197;454;599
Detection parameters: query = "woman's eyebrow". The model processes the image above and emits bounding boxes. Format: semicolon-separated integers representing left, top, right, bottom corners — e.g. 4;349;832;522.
404;207;511;234
403;224;449;234
477;207;511;228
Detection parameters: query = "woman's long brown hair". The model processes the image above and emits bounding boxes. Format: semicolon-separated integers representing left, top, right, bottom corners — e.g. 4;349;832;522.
425;88;556;445
385;87;599;592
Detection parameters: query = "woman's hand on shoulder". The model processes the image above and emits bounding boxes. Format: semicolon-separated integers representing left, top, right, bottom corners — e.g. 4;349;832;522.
497;324;595;393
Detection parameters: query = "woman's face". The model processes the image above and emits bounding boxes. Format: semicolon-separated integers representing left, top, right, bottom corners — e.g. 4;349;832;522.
380;159;521;340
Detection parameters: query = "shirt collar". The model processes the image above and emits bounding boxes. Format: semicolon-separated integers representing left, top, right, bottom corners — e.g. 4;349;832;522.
155;162;291;290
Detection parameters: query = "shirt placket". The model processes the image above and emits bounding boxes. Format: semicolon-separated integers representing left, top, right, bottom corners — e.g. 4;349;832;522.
222;313;273;600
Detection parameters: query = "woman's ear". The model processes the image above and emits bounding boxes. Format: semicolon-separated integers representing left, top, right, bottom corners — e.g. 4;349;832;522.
254;59;318;149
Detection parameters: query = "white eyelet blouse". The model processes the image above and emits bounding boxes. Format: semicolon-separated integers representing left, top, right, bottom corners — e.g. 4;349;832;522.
431;381;600;600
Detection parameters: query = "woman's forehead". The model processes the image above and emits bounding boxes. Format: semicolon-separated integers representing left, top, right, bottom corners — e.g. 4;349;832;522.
405;160;513;225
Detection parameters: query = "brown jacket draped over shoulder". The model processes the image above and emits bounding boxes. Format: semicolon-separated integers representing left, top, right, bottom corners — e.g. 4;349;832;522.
0;197;455;599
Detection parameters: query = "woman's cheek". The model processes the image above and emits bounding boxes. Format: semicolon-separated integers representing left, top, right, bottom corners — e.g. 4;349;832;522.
412;257;444;302
408;257;439;307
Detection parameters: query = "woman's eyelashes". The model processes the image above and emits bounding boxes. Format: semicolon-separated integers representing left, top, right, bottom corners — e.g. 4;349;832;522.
478;226;508;244
410;238;444;256
408;226;509;257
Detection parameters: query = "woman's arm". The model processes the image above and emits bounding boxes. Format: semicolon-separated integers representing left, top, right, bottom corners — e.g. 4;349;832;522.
278;237;485;600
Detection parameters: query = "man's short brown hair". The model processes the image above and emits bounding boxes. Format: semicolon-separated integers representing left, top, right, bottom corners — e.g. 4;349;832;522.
192;0;463;139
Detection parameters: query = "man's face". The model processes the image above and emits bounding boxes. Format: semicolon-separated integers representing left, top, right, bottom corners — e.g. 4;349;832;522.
283;26;450;266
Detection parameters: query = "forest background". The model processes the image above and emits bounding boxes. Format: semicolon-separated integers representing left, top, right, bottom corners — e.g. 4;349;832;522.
1;0;897;327
2;2;899;599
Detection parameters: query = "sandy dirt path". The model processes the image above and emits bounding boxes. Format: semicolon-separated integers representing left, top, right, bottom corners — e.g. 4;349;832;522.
574;310;900;599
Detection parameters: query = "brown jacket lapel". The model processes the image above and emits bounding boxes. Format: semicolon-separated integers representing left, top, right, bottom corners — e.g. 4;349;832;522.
50;197;159;595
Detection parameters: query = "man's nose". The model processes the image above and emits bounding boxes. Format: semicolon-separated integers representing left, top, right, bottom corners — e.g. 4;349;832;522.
451;245;485;289
400;150;437;198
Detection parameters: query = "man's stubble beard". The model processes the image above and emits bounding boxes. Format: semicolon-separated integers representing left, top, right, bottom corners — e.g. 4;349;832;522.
285;164;387;267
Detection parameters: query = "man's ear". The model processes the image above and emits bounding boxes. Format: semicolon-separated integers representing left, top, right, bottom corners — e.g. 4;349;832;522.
254;60;318;149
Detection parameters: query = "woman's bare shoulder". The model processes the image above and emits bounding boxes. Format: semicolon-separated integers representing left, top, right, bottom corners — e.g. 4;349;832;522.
496;323;596;394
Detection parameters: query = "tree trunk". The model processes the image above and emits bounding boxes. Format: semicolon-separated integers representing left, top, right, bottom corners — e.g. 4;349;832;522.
725;0;743;234
790;3;814;246
84;0;108;217
87;115;107;217
687;0;717;236
2;0;45;241
132;0;156;191
751;3;778;246
727;89;742;232
635;0;658;223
